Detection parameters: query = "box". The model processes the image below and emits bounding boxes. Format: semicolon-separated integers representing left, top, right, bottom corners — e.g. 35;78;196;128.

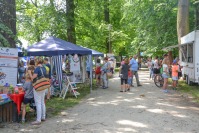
0;94;8;100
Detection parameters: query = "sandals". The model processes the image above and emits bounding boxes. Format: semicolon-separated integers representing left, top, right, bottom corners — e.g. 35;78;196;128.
31;121;41;125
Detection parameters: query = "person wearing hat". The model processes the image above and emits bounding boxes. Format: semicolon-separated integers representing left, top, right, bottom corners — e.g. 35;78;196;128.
172;60;178;90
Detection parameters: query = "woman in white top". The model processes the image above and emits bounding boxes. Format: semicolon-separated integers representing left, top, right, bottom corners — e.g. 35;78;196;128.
153;56;160;76
147;57;153;79
162;56;170;93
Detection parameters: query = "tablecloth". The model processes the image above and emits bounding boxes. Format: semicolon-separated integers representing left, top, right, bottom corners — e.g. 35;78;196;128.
9;93;24;114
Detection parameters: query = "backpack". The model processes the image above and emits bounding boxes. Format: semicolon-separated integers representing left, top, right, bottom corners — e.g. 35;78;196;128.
95;66;101;74
43;65;49;75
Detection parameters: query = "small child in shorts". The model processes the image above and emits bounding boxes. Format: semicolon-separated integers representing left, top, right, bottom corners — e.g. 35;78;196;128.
21;74;34;123
127;69;133;91
172;60;178;90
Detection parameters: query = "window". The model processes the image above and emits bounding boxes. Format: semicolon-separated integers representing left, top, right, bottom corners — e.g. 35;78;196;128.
181;45;187;62
187;43;193;63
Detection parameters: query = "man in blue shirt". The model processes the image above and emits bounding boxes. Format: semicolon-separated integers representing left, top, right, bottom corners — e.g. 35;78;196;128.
129;55;142;87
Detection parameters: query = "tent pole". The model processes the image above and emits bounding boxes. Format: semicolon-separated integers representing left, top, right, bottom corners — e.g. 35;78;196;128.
89;54;92;93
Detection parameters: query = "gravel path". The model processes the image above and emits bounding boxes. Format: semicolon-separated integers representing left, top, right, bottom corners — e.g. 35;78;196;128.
1;70;199;133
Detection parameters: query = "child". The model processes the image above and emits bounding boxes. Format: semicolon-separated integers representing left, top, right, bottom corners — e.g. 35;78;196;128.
21;73;34;123
127;68;133;91
172;60;178;90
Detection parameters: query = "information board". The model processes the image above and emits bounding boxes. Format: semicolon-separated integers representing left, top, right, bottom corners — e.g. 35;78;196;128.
0;47;18;86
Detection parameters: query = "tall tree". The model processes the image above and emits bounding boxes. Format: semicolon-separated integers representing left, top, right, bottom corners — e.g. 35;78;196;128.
66;0;76;44
0;0;16;47
177;0;189;44
104;0;111;53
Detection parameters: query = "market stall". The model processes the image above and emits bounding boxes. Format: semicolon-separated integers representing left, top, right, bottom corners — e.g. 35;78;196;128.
18;36;93;92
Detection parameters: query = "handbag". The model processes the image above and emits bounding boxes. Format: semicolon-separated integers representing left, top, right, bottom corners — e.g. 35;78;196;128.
32;67;50;91
107;72;112;78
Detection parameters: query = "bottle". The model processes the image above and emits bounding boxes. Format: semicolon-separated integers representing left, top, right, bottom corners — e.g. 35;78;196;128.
14;86;19;94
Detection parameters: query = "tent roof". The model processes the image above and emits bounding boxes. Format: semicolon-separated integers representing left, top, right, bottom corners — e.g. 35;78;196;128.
82;47;104;57
19;36;92;56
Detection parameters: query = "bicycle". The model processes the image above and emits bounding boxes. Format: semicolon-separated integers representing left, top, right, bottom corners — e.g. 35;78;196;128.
154;74;164;88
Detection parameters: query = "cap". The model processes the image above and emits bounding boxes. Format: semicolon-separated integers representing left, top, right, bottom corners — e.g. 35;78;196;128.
173;60;177;64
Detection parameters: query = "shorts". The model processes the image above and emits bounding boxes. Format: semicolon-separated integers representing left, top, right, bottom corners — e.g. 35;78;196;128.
162;74;169;79
153;68;160;74
121;78;127;85
128;78;132;85
23;98;33;105
172;76;178;81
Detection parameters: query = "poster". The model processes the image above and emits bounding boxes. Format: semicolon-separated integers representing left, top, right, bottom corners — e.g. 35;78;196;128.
0;67;18;86
69;54;82;83
0;47;18;67
0;47;18;86
69;71;82;83
70;54;80;72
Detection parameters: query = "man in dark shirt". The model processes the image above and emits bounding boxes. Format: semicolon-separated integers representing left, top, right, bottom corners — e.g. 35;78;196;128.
44;57;51;99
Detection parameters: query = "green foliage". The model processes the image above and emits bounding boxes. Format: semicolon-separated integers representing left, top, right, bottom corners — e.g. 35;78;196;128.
16;0;195;57
0;23;15;47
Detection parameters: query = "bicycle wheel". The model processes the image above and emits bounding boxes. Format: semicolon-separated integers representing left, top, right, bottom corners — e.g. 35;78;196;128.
154;75;164;88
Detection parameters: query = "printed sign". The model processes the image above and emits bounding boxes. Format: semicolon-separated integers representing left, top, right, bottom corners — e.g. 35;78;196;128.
0;47;18;67
70;54;80;72
0;67;18;86
0;47;18;86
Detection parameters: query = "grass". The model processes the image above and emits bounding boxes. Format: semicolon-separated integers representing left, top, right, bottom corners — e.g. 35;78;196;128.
176;80;199;102
168;79;199;102
25;81;97;122
45;81;97;117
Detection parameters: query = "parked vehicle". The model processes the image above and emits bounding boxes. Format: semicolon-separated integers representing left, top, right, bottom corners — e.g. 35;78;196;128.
179;30;199;85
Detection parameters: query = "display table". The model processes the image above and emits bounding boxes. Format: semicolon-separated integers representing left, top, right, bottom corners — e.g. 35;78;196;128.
9;92;25;115
0;99;17;122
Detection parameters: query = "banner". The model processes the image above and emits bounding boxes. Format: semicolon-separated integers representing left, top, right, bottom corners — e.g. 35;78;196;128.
0;47;18;86
69;54;82;83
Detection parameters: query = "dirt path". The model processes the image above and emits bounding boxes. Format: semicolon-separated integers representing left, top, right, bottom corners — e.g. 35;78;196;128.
1;70;199;133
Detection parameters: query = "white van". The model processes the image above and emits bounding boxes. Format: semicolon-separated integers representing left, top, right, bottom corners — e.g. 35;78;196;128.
179;30;199;85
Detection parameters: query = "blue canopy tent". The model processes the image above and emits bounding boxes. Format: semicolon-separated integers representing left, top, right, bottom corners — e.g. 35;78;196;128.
19;36;92;56
84;47;104;57
18;36;93;92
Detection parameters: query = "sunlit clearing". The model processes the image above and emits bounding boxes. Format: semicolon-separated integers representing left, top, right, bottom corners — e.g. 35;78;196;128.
147;109;164;114
134;98;144;100
142;83;150;85
62;119;74;123
169;111;188;118
87;98;96;101
118;127;137;132
20;129;33;132
156;102;174;107
131;105;147;109
117;120;148;128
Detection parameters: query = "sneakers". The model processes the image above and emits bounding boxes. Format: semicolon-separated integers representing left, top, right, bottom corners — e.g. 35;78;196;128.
31;121;41;125
21;119;25;124
41;119;46;122
163;90;169;93
137;84;142;87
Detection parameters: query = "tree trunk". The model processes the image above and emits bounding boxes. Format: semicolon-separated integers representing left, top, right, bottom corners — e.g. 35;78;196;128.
104;0;111;53
0;0;16;48
195;2;199;29
66;0;76;44
177;0;189;44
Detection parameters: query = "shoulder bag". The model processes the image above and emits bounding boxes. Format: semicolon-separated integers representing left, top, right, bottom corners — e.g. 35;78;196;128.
32;67;50;91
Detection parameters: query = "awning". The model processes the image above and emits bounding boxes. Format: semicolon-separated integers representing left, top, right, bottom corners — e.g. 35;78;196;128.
162;41;194;51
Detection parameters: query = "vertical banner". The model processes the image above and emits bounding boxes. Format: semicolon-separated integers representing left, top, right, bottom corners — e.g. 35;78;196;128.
0;47;18;86
70;54;82;83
